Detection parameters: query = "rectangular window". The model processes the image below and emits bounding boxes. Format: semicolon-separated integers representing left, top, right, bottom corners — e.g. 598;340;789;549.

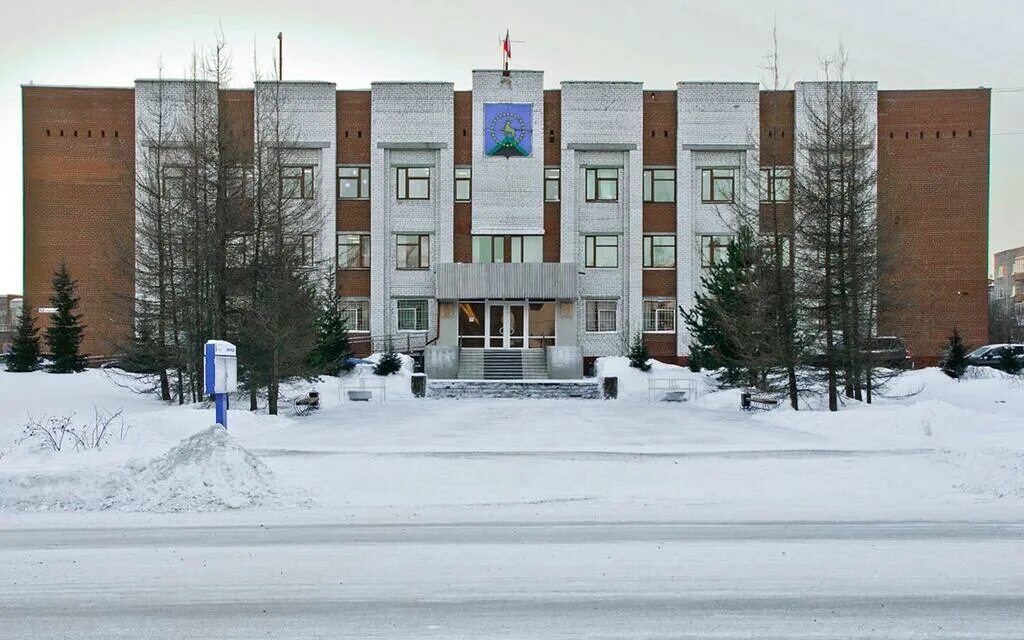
701;235;733;268
643;300;676;332
585;300;618;333
339;299;370;332
759;167;792;203
585;235;618;268
643;235;676;268
701;168;735;203
162;166;186;199
585;168;619;202
337;233;370;268
643;169;676;202
544;167;561;201
397;167;430;200
762;235;793;266
338;166;370;199
1015;257;1024;274
397;299;428;332
396;234;430;269
472;235;543;263
224;165;250;199
454;167;472;202
226;233;253;267
282;166;314;200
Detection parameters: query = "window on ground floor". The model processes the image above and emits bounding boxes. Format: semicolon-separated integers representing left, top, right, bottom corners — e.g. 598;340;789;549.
643;299;676;332
585;300;617;333
339;299;370;332
397;299;429;331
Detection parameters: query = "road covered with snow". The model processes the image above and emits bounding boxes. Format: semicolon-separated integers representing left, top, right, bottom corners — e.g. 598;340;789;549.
1;360;1023;637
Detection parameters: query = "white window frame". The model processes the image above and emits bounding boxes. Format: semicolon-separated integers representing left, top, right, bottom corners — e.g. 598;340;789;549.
397;299;429;332
339;298;370;333
643;299;676;333
585;299;618;333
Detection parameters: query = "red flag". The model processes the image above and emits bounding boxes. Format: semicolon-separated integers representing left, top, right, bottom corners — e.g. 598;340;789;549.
503;30;511;59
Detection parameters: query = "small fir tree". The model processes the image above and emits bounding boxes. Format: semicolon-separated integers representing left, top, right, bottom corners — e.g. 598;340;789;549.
44;261;88;373
627;332;652;372
373;348;403;376
998;346;1021;375
6;308;41;372
308;296;353;374
940;328;968;380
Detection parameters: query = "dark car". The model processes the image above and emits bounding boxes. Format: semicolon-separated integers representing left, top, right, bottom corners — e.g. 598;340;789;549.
808;336;913;369
965;344;1024;369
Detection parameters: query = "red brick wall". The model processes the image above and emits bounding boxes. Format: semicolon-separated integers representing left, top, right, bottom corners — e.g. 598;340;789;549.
336;91;372;298
22;86;135;357
642;90;677;359
759;91;795;233
544;90;560;166
876;89;990;361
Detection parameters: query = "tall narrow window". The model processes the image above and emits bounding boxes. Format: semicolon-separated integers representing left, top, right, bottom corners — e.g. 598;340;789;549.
643;169;676;202
701;168;735;203
397;299;429;331
397;234;430;269
585;300;618;332
397;167;430;200
338;166;370;199
701;235;733;267
293;234;315;267
585;235;619;268
759;167;792;203
282;166;315;200
337;233;370;268
454;168;472;201
643;235;676;268
544;167;561;201
585;168;619;202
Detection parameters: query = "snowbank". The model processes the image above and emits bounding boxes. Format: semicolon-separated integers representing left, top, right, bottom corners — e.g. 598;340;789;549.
0;426;287;513
595;356;715;400
336;352;416;401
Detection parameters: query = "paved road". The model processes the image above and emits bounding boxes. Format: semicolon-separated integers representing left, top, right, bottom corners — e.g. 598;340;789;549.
1;521;1022;639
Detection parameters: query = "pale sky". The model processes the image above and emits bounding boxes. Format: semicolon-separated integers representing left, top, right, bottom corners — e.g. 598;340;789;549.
2;0;1021;293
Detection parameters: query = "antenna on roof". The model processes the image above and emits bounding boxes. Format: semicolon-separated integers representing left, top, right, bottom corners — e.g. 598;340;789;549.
277;33;283;81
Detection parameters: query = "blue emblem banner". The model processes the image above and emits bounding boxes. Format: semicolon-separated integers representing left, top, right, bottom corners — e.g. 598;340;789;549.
483;103;533;157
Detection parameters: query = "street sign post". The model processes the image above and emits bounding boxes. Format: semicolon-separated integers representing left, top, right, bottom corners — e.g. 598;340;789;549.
204;340;238;428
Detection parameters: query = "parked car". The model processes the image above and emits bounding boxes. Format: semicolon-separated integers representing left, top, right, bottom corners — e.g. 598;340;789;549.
965;344;1024;369
808;336;913;370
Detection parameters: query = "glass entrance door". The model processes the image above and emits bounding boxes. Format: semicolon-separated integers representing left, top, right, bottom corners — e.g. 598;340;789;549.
486;302;527;349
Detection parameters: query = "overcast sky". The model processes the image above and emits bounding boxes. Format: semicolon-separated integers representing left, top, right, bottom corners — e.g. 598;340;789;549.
2;0;1021;293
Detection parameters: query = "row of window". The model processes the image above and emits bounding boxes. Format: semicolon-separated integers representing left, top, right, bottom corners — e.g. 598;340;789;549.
335;232;764;270
336;298;676;334
331;166;794;204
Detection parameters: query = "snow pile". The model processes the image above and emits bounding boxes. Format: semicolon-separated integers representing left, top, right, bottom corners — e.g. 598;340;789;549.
594;356;715;400
0;426;286;512
337;352;416;400
110;426;280;512
948;449;1024;500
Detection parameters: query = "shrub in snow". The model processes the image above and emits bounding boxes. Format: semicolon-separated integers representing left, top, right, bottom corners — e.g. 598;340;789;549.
940;328;968;379
374;349;403;376
6;308;41;372
44;261;88;373
20;409;131;452
998;347;1021;375
627;332;652;372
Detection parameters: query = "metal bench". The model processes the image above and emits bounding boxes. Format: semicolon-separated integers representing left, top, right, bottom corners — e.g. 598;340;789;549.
293;391;320;416
648;378;697;402
740;392;780;411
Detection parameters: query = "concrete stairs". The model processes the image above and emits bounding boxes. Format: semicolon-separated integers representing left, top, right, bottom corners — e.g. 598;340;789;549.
426;379;602;400
457;348;547;380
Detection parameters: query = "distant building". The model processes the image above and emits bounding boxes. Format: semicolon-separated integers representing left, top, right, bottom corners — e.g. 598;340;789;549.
990;246;1024;342
21;70;991;372
0;294;24;353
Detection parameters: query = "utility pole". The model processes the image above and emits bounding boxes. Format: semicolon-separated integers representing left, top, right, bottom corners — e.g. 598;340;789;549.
277;32;283;81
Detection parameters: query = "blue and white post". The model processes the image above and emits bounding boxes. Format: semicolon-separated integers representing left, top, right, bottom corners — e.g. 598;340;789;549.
204;340;238;429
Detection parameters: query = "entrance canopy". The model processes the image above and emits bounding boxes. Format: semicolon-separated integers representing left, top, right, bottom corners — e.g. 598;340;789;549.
435;263;577;301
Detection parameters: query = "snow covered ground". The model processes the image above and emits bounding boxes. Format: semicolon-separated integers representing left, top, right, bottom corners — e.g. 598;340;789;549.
1;359;1022;637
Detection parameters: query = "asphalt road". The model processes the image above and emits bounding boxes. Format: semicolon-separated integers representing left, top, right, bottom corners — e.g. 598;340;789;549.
1;521;1022;639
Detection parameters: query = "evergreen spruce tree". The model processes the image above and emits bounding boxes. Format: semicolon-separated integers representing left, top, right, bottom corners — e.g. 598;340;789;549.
998;346;1021;375
308;296;353;374
627;332;652;372
44;261;88;373
679;230;757;386
6;308;41;372
373;348;403;376
940;328;968;380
